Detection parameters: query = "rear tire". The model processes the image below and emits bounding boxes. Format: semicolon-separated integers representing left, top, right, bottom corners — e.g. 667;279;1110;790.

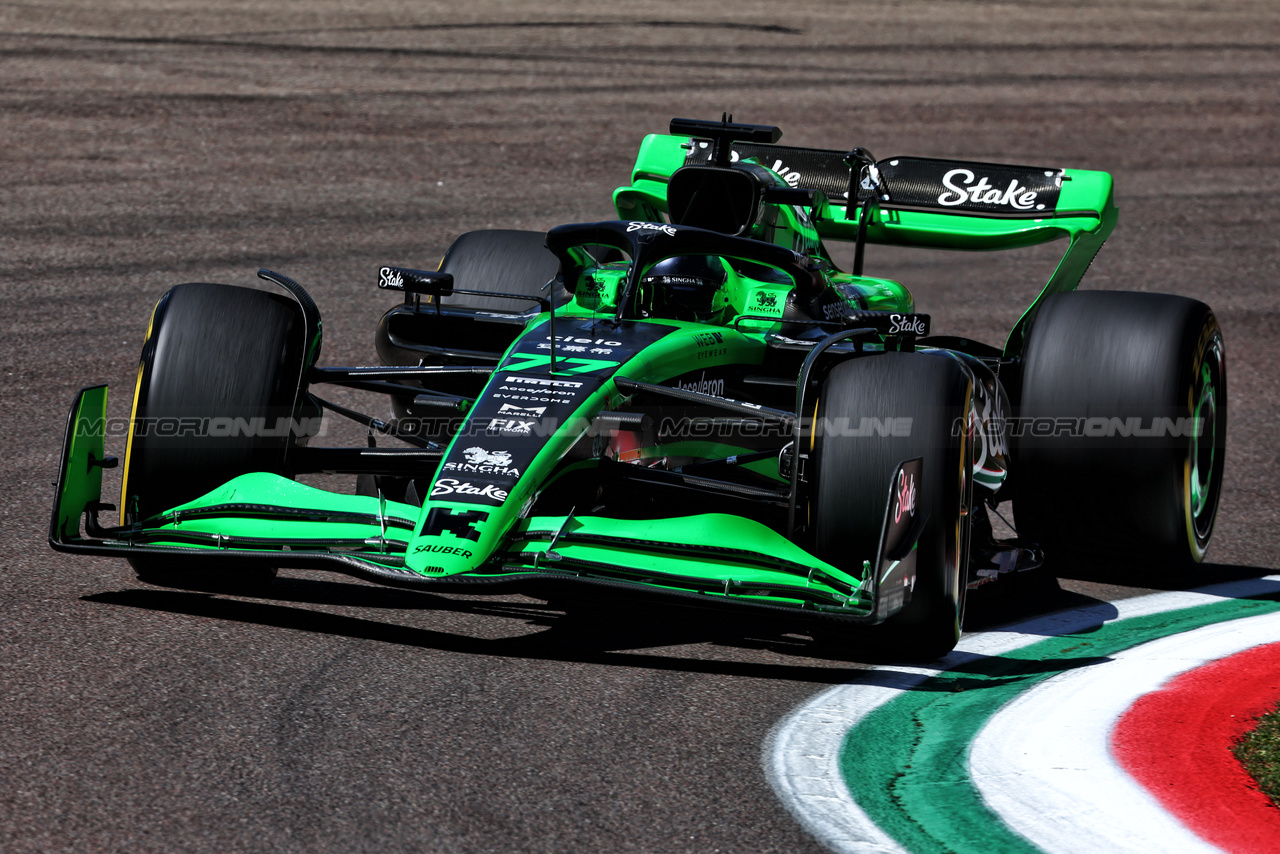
122;283;309;591
1014;291;1227;574
436;229;564;313
811;352;974;660
377;229;564;439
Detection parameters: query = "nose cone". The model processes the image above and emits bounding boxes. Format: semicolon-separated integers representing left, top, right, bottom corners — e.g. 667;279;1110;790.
404;503;496;576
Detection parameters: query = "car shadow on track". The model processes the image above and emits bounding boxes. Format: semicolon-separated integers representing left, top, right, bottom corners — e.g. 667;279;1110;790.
84;579;886;682
1050;560;1271;590
81;561;1275;677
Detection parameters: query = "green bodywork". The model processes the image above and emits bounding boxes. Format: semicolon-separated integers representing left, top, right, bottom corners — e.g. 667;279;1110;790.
51;123;1118;626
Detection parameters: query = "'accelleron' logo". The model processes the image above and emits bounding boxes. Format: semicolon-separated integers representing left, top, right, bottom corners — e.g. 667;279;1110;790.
937;168;1045;211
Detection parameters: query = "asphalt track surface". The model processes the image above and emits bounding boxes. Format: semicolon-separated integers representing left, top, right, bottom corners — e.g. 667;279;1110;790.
2;2;1278;852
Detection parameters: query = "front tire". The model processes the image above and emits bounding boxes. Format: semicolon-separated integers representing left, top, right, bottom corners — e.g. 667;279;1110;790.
122;282;309;590
811;352;974;660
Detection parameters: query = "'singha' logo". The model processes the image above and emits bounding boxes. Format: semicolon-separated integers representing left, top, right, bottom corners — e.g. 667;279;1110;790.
463;447;512;466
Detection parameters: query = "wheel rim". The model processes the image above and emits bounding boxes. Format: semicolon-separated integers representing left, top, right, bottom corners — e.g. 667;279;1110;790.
1188;334;1225;547
953;386;974;631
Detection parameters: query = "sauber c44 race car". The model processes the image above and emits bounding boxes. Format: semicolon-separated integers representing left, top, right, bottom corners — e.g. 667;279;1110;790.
51;117;1226;659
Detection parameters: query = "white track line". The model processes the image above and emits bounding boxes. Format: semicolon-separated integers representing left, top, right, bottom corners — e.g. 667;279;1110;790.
764;576;1280;854
763;667;938;853
970;610;1280;854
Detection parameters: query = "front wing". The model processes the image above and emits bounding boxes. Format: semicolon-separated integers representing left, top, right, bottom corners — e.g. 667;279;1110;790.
51;386;922;626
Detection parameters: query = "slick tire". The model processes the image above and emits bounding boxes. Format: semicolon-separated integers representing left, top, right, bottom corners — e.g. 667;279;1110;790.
1013;290;1227;574
435;229;565;313
376;229;565;439
122;283;309;590
374;229;562;369
811;351;974;661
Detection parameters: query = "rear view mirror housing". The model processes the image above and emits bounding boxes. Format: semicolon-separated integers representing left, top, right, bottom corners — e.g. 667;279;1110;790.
378;266;455;297
666;166;761;236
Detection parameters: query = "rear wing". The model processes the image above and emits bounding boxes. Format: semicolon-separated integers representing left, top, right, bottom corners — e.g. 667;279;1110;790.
613;131;1118;356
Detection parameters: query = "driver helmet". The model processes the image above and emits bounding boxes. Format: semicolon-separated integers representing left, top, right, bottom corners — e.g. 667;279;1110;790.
639;255;729;322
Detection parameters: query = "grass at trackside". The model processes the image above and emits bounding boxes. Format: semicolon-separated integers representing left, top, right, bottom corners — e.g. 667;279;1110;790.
1234;703;1280;805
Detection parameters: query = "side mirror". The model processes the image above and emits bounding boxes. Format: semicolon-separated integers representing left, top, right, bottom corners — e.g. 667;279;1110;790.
667;167;760;236
377;266;454;297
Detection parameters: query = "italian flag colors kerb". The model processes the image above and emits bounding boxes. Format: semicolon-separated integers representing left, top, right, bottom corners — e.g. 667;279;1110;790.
767;576;1280;854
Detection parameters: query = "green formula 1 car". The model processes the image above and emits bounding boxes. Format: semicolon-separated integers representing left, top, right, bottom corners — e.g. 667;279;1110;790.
51;117;1226;658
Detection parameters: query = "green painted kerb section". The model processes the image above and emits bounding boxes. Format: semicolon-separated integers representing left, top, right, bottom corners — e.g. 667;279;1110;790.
839;594;1280;854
